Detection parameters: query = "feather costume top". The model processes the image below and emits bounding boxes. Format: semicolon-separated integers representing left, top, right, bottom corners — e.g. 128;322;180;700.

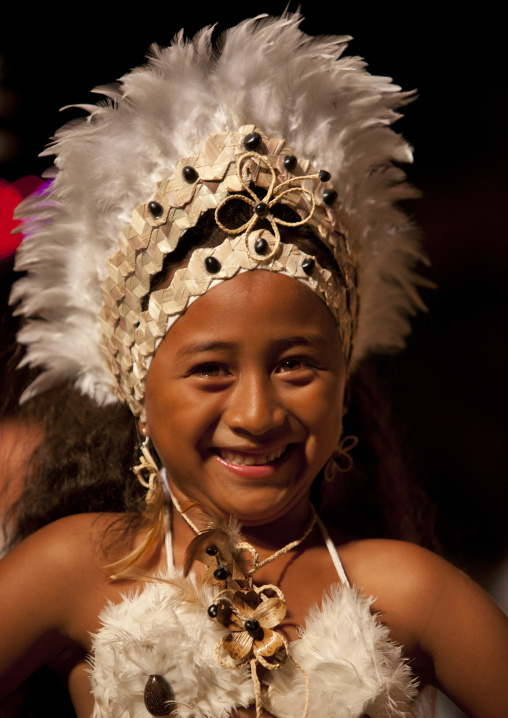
89;521;418;718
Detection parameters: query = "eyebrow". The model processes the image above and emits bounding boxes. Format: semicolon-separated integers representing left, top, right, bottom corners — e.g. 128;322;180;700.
175;335;330;360
175;341;234;359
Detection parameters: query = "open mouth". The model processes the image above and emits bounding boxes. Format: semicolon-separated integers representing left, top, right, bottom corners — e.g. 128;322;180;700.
218;445;289;466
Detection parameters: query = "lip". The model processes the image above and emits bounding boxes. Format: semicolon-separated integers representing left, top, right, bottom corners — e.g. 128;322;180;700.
212;444;293;479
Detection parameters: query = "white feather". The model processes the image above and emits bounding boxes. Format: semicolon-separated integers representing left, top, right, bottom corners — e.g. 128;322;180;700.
89;573;417;717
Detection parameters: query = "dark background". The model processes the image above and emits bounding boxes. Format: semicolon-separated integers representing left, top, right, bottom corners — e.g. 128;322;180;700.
1;3;506;583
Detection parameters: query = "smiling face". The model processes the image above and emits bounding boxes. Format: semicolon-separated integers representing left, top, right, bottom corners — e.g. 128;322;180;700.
143;270;346;526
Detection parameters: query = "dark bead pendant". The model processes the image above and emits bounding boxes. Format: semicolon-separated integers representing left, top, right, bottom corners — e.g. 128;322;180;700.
322;188;338;206
243;131;262;151
144;674;176;716
254;237;268;255
182;165;198;183
244;619;260;634
302;258;315;276
208;603;218;618
254;202;270;217
204;256;221;274
319;169;331;182
205;544;218;556
148;201;164;218
213;565;229;580
283;154;297;172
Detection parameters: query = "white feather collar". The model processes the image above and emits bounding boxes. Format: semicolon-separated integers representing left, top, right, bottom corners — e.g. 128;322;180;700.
89;571;418;718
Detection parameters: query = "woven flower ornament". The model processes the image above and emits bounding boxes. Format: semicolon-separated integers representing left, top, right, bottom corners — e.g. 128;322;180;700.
210;588;288;668
214;147;319;255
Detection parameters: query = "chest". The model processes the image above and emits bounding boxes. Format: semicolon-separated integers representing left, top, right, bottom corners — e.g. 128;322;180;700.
250;544;344;642
89;572;418;718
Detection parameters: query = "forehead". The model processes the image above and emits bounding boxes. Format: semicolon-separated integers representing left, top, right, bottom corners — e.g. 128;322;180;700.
162;270;342;354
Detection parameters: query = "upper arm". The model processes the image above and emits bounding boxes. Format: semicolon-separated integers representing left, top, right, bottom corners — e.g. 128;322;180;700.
350;541;508;718
417;554;508;717
0;515;100;698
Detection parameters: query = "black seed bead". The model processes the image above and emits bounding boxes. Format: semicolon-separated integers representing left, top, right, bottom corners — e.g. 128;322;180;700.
254;237;268;255
182;165;199;183
148;201;164;218
208;604;218;618
283;154;297;172
302;258;315;276
204;256;221;274
205;544;218;556
213;566;229;580
144;674;176;716
319;169;331;182
322;189;338;206
254;202;270;217
244;619;260;634
243;131;262;151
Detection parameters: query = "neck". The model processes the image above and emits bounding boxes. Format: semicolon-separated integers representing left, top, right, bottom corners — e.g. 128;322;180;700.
236;502;316;553
170;493;317;563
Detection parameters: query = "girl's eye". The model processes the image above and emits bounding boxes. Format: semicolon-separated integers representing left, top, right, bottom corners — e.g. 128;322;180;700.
193;363;229;378
276;358;307;373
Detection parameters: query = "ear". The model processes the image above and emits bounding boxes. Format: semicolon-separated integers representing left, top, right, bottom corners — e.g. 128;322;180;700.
138;421;149;438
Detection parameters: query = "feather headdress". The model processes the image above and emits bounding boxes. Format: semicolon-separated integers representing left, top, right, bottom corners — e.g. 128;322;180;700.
11;13;425;409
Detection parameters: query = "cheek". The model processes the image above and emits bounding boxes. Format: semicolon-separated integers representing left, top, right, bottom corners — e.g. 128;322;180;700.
308;404;343;457
145;381;221;461
288;378;344;452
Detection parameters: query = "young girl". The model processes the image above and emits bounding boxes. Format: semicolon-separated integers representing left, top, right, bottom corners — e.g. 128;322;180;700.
1;14;507;718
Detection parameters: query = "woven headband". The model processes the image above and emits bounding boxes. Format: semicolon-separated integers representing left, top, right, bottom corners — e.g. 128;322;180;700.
98;125;357;418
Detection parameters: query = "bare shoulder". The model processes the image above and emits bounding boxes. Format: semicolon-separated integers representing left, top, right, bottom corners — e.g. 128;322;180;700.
340;537;455;600
0;513;129;635
1;512;127;573
338;537;508;715
339;537;500;641
0;513;121;698
1;512;166;615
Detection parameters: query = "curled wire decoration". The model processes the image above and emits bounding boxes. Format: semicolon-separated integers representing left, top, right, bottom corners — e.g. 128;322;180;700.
132;436;160;505
214;152;319;252
324;434;359;481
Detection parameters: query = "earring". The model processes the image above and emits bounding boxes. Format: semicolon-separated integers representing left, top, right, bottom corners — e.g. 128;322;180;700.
324;434;358;482
133;436;160;506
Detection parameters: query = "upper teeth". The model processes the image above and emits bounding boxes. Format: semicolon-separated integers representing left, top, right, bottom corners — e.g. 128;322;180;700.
220;446;286;466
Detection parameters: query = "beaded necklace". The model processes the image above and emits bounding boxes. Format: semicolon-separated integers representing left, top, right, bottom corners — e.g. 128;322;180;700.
167;492;317;718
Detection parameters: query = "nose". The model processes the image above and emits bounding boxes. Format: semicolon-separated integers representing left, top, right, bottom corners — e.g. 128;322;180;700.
223;372;286;436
